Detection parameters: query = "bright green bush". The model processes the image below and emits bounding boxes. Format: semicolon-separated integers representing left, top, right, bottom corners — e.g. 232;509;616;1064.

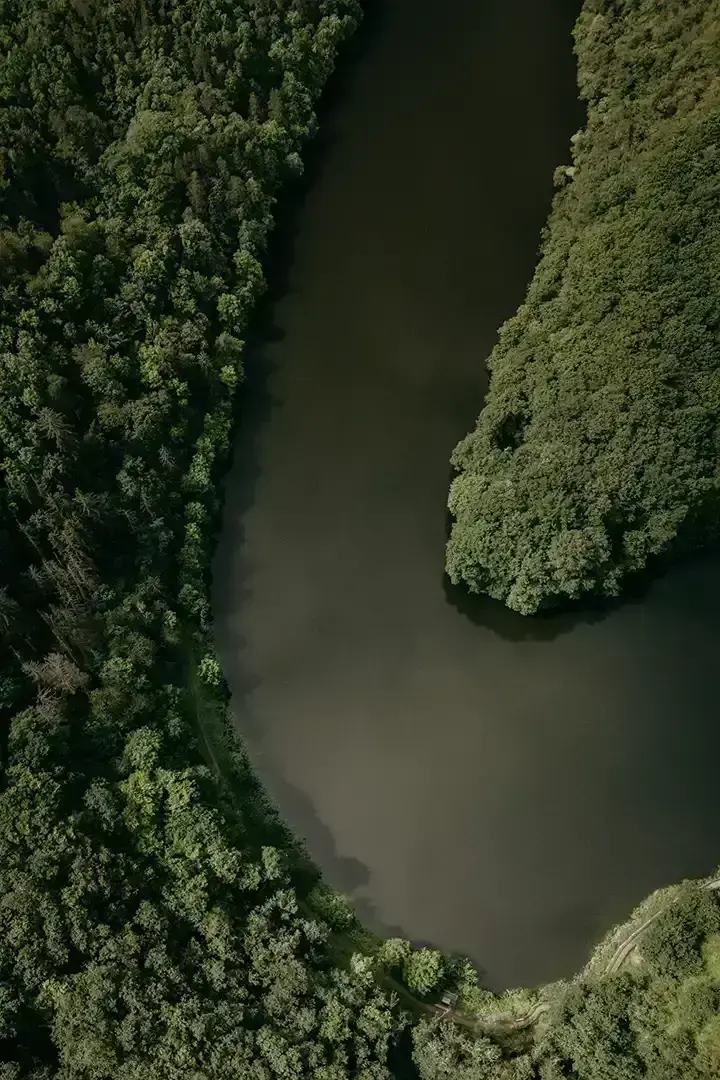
404;948;446;997
640;887;720;980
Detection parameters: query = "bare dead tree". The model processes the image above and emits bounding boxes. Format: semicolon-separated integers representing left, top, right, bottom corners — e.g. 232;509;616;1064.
0;587;19;632
35;407;77;451
24;651;90;694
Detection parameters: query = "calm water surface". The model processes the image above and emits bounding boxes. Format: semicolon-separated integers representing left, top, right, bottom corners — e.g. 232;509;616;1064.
212;0;720;988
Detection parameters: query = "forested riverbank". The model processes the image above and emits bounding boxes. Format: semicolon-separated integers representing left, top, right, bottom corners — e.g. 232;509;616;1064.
1;0;720;1077
447;0;720;614
0;1;426;1074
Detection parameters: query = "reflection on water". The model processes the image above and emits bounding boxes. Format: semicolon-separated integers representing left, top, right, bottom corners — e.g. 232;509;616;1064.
212;0;720;989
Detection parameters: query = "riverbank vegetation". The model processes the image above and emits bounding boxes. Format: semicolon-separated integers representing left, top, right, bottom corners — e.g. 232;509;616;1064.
412;878;720;1079
2;0;720;1076
0;0;427;1075
446;0;720;614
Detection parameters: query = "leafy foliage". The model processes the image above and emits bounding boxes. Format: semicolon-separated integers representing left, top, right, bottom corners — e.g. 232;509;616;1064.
641;887;720;981
0;1;427;1076
530;886;720;1080
404;950;446;998
1;0;719;1077
446;0;720;613
412;1020;509;1080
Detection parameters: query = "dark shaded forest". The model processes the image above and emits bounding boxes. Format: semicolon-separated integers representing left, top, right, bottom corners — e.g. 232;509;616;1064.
1;0;720;1077
447;0;720;614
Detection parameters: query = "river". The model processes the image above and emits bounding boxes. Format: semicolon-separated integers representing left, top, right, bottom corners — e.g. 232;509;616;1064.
212;0;720;989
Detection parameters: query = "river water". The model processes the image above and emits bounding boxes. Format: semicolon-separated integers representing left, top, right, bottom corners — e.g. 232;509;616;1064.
212;0;720;988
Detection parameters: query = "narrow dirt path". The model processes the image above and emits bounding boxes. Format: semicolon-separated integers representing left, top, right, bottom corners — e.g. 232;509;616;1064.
442;875;720;1035
603;876;720;977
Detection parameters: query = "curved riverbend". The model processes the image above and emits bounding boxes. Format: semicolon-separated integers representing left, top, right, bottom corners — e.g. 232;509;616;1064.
212;0;720;988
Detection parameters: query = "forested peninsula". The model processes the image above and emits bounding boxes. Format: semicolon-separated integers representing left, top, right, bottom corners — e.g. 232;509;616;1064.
1;0;720;1078
447;0;720;614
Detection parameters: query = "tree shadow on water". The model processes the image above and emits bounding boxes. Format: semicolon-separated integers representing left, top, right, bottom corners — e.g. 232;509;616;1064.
211;0;386;709
442;546;720;645
442;575;603;644
245;756;422;941
214;0;387;484
439;497;708;643
251;758;494;982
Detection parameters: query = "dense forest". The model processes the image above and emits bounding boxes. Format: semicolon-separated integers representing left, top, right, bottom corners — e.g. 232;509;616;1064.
0;1;427;1075
1;0;719;1076
446;0;720;614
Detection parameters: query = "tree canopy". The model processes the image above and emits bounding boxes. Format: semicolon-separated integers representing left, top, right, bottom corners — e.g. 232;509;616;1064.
1;0;720;1076
446;0;720;613
0;1;424;1075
